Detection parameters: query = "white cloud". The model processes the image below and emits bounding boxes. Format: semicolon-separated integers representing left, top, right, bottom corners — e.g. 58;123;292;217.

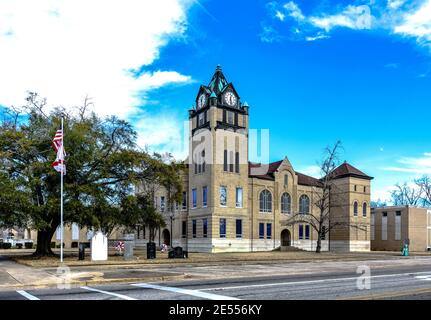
387;0;406;10
394;0;431;49
310;5;373;32
0;0;193;118
296;165;321;178
259;24;283;43
283;1;305;21
275;11;286;21
135;115;188;161
305;33;330;42
382;152;431;174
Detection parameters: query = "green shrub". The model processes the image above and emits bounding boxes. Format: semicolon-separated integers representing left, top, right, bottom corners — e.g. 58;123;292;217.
2;243;12;249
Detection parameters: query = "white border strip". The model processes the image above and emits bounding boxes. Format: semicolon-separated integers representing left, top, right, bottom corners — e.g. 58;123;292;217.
132;283;240;300
16;290;40;300
81;286;137;300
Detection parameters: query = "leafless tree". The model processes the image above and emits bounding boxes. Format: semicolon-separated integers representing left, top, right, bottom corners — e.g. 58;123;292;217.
281;141;367;253
390;182;424;206
415;176;431;207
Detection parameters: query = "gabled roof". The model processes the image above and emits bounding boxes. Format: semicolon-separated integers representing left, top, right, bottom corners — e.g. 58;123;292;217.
248;160;322;187
296;172;323;187
330;162;373;180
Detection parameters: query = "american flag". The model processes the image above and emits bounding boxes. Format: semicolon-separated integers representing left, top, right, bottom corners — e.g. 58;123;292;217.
52;129;66;174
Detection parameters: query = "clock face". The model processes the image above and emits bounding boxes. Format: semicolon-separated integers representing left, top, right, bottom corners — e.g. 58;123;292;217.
197;94;206;109
224;92;237;107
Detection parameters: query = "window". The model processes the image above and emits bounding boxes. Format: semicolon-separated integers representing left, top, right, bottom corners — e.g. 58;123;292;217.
202;150;205;173
236;187;243;208
181;221;187;238
202;186;208;207
192;219;197;238
229;151;234;172
354;185;357;192
259;223;265;239
259;190;272;213
223;150;228;171
267;223;272;239
227;111;234;124
182;192;187;209
220;186;227;206
192;188;197;208
236;219;242;238
395;211;401;241
235;151;239;173
219;219;226;238
299;195;310;214
203;218;208;238
364;186;366;193
362;202;367;217
284;174;288;187
305;225;310;240
198;112;205;126
382;212;388;241
299;224;304;240
281;193;291;214
353;201;358;216
160;196;165;212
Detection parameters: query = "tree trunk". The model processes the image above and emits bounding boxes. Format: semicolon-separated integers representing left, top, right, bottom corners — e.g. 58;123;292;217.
33;229;56;257
315;230;322;253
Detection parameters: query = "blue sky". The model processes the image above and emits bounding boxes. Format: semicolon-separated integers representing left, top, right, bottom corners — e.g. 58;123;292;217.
1;0;431;201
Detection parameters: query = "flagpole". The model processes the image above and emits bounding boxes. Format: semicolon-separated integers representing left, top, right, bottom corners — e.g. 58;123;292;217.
60;117;64;263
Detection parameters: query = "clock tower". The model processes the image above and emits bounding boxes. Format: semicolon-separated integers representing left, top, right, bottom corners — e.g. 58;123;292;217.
187;65;250;252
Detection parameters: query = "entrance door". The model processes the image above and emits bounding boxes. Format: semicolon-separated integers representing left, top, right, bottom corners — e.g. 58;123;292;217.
162;229;170;246
281;229;291;246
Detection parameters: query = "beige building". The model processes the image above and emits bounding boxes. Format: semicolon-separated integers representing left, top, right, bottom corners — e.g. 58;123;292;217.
8;66;374;252
371;206;431;252
135;66;373;253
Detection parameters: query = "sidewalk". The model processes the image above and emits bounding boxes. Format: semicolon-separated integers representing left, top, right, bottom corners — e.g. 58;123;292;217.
0;255;186;291
4;249;423;269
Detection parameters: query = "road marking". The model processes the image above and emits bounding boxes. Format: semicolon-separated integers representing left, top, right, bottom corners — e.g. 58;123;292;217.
132;283;240;300
81;286;137;300
201;271;431;291
415;275;431;281
16;290;40;300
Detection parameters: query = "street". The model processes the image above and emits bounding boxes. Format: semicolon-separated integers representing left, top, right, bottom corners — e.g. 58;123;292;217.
1;256;431;300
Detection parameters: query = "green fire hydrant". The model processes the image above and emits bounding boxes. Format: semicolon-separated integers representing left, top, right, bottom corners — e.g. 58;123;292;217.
401;243;409;256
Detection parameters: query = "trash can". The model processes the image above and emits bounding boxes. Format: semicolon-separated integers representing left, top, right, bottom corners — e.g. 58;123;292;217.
147;242;156;259
78;243;85;260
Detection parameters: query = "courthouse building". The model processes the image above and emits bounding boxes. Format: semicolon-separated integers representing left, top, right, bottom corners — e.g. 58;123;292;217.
3;66;375;253
138;66;374;253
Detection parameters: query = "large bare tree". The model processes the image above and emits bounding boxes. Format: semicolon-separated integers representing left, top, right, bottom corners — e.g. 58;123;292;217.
281;141;367;253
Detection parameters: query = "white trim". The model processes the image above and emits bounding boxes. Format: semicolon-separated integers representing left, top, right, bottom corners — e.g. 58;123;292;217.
81;286;137;300
16;290;39;300
132;283;240;300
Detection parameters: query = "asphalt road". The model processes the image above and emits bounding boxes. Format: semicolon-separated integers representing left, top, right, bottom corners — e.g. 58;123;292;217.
2;258;431;300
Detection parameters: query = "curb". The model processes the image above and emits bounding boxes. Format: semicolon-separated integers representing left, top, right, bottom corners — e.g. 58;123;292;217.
0;273;189;292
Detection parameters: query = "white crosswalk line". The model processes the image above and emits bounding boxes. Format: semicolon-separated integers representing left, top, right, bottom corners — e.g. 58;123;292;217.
16;290;40;300
132;283;240;300
81;286;137;300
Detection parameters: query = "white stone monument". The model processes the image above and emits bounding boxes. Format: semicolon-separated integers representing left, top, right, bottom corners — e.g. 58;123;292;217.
91;231;108;261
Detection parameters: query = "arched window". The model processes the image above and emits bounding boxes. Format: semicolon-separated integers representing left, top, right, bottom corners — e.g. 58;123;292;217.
353;201;358;216
281;193;291;214
299;195;310;214
362;202;367;217
259;190;272;213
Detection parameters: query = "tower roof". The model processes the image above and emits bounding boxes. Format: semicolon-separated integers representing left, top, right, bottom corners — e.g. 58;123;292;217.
329;162;373;180
208;64;229;95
